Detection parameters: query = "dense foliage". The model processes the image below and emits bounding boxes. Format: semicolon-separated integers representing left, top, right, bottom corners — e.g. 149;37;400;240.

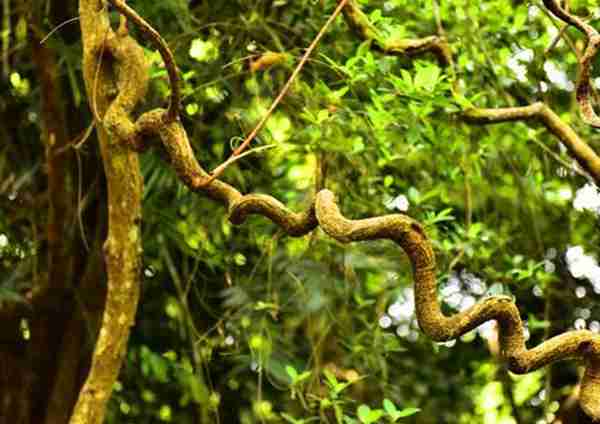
2;0;600;423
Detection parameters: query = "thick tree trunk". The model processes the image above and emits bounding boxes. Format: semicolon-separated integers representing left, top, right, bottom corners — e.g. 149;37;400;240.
29;20;81;424
69;1;146;422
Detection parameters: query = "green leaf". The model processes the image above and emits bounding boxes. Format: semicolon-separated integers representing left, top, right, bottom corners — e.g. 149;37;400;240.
189;38;219;62
453;93;473;110
323;369;338;387
383;399;397;414
356;40;373;58
357;405;384;423
286;365;298;381
400;69;413;88
396;407;420;418
317;109;330;124
414;63;441;91
357;405;371;423
352;136;366;154
297;371;312;382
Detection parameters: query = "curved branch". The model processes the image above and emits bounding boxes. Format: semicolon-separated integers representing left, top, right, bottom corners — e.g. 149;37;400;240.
542;0;597;39
341;0;452;66
108;0;181;121
229;194;318;236
75;1;317;419
315;189;600;421
543;0;600;128
463;103;600;183
135;109;318;236
576;35;600;128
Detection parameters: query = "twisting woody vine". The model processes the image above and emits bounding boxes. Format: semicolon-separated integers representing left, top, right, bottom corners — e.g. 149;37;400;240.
73;0;600;422
543;0;600;129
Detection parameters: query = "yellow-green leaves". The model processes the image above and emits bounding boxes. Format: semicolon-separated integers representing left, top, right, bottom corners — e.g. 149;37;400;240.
9;72;29;96
189;38;219;63
413;62;441;92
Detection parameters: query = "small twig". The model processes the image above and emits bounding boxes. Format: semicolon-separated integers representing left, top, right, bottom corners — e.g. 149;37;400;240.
2;0;10;78
74;122;95;150
213;144;277;173
58;121;97;251
223;54;260;70
54;121;96;156
432;0;445;38
199;0;350;186
75;148;90;251
543;0;600;128
544;23;570;56
39;17;81;44
539;3;580;59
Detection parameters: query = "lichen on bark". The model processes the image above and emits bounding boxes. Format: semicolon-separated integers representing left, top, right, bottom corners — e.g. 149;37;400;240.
70;1;146;423
315;189;600;421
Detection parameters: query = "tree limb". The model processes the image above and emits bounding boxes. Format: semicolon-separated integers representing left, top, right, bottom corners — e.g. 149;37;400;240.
315;189;600;421
464;103;600;183
108;0;181;121
133;109;318;236
543;0;600;128
341;0;452;66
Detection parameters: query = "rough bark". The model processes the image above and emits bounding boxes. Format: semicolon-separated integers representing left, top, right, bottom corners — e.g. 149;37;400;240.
101;0;600;419
70;0;145;422
543;0;600;128
315;189;600;421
